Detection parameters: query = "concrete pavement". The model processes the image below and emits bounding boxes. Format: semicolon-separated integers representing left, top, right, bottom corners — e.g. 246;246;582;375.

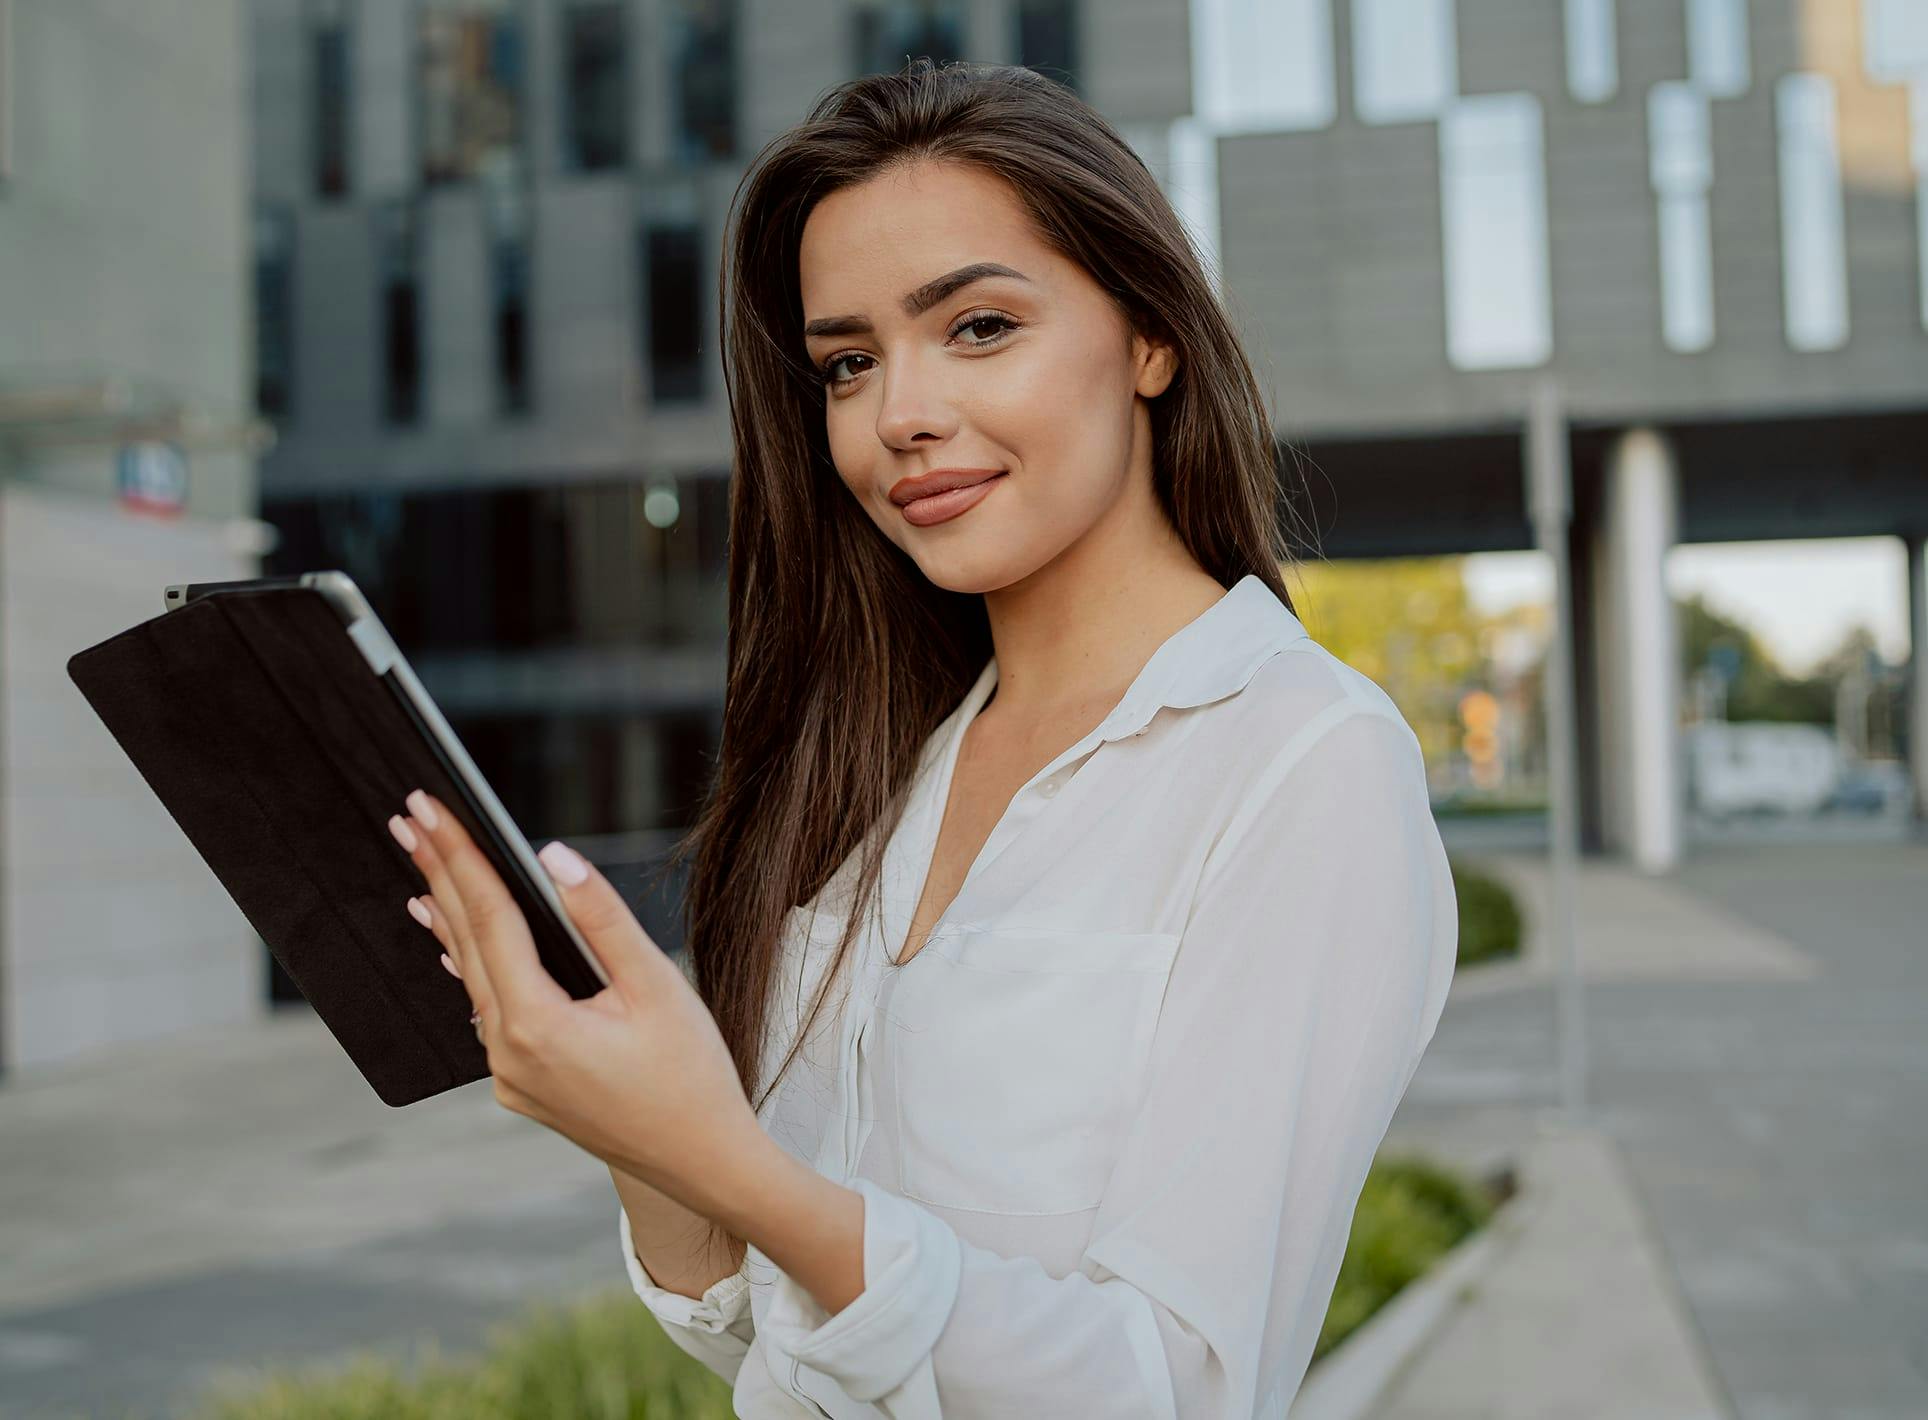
1381;837;1928;1420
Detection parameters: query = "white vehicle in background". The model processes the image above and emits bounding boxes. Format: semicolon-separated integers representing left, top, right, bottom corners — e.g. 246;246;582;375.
1686;721;1840;819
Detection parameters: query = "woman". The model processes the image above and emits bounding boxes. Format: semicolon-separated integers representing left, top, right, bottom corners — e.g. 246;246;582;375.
388;59;1457;1419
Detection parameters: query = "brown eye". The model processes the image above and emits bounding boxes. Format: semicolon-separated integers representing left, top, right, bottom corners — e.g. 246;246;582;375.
821;352;874;387
950;312;1018;347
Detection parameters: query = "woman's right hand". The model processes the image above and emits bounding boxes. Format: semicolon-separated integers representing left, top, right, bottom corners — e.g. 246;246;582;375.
423;899;746;1299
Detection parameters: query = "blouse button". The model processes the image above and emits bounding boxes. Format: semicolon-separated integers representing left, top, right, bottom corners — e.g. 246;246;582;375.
1040;777;1059;796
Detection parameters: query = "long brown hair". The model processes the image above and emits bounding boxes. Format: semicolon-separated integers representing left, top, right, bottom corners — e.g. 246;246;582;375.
666;58;1307;1228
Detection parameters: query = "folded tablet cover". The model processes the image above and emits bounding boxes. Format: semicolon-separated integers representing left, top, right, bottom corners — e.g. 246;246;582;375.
66;585;603;1107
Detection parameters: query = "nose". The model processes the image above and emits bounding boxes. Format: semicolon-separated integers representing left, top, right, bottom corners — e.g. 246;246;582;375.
873;346;959;451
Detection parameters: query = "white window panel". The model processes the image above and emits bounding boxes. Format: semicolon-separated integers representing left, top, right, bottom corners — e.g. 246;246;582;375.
1121;119;1224;300
1192;0;1335;134
1914;79;1928;331
1565;0;1611;104
1648;81;1715;351
1687;0;1748;98
1864;0;1928;83
1440;93;1552;369
1354;0;1457;125
1775;72;1849;351
1564;0;1617;104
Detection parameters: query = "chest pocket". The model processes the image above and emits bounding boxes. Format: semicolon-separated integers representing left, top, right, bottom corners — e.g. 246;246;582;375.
886;926;1181;1216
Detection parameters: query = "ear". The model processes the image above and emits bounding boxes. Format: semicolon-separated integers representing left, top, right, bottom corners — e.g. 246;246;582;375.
1132;330;1179;399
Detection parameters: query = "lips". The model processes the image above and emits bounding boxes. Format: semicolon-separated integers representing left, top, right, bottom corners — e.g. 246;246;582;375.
889;468;1006;506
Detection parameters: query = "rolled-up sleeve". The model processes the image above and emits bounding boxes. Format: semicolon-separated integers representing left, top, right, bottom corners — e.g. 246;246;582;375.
756;702;1459;1417
617;1202;758;1385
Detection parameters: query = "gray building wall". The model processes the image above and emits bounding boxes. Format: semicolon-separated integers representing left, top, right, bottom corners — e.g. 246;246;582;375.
1;0;256;518
0;0;263;1073
1219;0;1928;440
251;0;1192;499
243;0;1928;501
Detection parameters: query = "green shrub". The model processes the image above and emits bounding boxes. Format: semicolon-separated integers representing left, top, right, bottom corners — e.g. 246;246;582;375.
1315;1153;1495;1363
1450;859;1524;966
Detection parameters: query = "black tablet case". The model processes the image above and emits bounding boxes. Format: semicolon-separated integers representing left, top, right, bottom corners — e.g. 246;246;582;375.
66;585;606;1107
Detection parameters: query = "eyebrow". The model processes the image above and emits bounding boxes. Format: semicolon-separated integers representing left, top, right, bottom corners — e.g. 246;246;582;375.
802;262;1033;340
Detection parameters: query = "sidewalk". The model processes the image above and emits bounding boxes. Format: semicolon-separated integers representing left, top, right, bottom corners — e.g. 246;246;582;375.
1323;845;1828;1420
0;1009;609;1320
1360;1116;1733;1420
1435;848;1818;999
1366;839;1928;1420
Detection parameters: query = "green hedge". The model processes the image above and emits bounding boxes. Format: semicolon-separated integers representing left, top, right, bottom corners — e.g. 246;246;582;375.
1313;1153;1495;1363
1451;859;1524;966
175;1154;1493;1420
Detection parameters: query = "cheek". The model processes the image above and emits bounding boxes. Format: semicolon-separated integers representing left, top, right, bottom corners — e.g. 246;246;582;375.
823;411;874;495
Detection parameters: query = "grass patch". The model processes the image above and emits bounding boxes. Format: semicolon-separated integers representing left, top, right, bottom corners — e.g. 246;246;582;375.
1451;859;1524;966
180;1289;736;1420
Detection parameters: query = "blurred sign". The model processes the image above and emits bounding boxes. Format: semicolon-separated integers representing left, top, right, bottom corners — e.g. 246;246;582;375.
117;441;188;517
1458;687;1502;788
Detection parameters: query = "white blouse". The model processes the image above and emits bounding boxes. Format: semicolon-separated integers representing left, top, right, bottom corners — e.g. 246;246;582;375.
618;573;1459;1418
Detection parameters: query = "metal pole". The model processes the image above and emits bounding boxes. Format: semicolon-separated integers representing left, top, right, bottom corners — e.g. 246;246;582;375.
1525;375;1587;1119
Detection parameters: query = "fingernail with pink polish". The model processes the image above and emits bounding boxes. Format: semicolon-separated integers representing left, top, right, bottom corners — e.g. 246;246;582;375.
405;789;439;830
538;840;589;886
440;952;461;980
406;896;433;929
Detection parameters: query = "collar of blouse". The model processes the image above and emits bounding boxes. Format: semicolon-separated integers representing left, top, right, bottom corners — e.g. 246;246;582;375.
973;571;1313;748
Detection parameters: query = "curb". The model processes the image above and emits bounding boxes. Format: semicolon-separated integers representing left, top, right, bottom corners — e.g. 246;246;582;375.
1286;1181;1530;1420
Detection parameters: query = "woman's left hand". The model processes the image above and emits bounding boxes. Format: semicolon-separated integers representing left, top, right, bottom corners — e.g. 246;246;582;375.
388;789;767;1224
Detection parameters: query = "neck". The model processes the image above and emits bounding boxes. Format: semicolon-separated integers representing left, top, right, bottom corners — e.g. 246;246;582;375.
979;542;1229;725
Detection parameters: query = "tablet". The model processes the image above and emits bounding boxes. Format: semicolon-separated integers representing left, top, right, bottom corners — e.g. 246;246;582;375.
66;570;612;1106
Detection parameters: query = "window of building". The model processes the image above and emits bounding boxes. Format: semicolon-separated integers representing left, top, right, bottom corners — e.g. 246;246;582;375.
254;206;295;420
639;182;705;403
1439;92;1551;369
1904;78;1920;331
1775;72;1848;351
1119;119;1224;298
1686;0;1747;98
1192;0;1334;133
486;182;531;414
854;0;966;78
307;0;351;197
1016;0;1078;94
376;199;423;423
1913;82;1928;332
668;0;737;166
1563;0;1616;104
418;0;526;186
1353;0;1456;125
1865;0;1928;81
1867;0;1928;332
1648;80;1715;352
262;480;731;902
561;1;627;171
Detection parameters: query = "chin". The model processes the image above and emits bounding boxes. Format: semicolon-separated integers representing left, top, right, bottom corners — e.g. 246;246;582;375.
901;536;1042;598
